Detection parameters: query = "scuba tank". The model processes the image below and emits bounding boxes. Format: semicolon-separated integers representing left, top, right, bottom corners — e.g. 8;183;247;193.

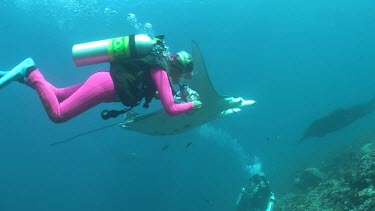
266;192;275;211
72;34;155;66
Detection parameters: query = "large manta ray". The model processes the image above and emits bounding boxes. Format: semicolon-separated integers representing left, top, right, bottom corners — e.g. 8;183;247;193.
117;41;255;135
300;96;375;142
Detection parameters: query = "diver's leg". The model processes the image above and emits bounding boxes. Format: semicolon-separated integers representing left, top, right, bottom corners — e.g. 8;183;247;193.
28;70;116;123
0;59;84;102
48;82;85;102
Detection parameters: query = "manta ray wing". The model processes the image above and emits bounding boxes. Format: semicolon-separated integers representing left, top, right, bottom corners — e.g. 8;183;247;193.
118;41;255;135
189;40;219;100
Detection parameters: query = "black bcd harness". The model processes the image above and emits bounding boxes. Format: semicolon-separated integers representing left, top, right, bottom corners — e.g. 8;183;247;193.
101;53;169;120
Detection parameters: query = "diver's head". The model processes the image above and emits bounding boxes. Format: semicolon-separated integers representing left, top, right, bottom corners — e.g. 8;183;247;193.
251;174;261;183
168;51;194;84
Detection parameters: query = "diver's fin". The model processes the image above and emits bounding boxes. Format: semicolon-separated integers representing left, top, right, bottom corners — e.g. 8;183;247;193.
0;58;35;89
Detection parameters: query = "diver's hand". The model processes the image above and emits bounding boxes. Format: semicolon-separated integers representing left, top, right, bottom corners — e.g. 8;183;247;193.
192;100;203;109
186;89;199;102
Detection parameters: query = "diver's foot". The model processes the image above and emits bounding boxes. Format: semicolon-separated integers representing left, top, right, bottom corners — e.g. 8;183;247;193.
0;58;36;89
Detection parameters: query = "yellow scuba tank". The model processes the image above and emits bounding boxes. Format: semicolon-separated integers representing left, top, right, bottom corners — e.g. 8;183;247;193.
72;34;154;66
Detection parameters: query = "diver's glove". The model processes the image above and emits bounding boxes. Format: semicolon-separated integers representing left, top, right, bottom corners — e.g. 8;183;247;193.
192;100;203;109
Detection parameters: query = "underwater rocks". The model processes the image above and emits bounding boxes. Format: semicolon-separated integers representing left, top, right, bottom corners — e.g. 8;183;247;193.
275;142;375;210
293;168;325;191
359;144;375;176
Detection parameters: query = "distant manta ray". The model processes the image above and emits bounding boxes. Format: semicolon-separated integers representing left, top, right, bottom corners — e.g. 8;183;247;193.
300;96;375;142
117;41;255;135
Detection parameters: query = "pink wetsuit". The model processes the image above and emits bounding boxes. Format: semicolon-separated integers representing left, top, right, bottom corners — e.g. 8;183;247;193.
27;68;194;123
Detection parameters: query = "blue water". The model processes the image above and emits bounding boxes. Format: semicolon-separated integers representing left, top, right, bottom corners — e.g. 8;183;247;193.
1;0;375;210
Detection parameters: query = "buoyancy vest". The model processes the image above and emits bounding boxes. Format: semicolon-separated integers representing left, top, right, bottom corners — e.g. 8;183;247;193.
109;53;168;108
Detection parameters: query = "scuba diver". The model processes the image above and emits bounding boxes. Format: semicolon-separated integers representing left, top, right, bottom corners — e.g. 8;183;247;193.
0;34;202;123
235;174;275;211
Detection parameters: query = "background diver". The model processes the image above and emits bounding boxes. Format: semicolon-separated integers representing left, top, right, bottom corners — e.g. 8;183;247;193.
235;174;275;211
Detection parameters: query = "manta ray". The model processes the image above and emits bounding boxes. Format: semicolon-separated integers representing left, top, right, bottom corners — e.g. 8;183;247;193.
117;41;255;135
300;96;375;142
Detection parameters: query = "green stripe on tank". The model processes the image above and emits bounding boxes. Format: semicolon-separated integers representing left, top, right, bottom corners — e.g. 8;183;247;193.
108;36;131;61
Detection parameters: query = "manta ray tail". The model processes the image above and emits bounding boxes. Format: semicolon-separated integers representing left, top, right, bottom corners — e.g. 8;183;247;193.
50;122;119;146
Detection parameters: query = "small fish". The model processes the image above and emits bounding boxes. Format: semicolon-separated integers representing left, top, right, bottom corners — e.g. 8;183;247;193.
185;142;192;148
161;145;169;151
205;199;214;206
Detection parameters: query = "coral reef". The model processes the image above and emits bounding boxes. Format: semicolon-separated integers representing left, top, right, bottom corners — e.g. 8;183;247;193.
275;142;375;210
293;168;325;190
